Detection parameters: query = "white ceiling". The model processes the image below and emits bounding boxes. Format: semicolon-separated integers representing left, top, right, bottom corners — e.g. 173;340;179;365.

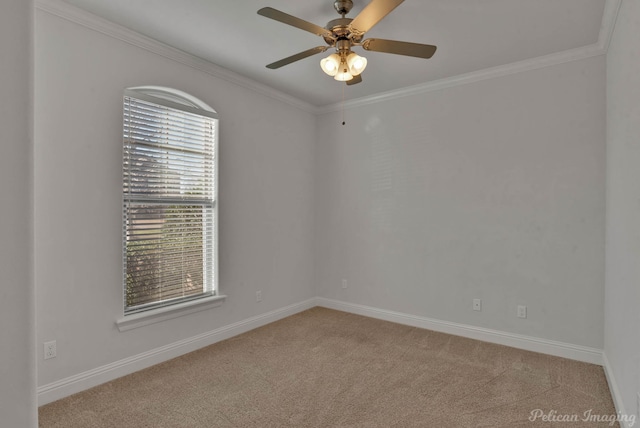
58;0;607;107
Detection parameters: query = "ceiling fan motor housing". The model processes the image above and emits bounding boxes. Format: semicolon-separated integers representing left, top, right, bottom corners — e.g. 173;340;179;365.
324;18;358;45
333;0;353;16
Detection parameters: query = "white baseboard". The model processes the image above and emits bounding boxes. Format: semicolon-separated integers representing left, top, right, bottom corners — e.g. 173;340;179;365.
602;353;636;428
316;298;604;365
38;297;607;407
37;298;316;406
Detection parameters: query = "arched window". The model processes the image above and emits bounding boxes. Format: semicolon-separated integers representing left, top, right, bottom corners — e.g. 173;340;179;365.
122;87;218;314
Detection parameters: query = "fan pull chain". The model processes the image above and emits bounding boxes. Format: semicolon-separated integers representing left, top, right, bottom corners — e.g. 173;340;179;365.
341;83;346;126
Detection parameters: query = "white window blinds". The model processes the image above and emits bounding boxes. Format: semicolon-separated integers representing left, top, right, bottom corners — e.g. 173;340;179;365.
123;90;218;314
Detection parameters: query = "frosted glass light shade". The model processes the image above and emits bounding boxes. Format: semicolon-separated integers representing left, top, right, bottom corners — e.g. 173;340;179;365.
320;54;341;76
346;52;367;75
334;64;353;81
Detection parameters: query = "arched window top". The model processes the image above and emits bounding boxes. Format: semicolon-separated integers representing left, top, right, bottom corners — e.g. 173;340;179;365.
126;86;217;117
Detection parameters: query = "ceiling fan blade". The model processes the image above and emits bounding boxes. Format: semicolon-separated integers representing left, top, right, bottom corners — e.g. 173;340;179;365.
349;0;404;36
258;7;334;39
346;74;363;86
362;38;437;59
266;46;329;69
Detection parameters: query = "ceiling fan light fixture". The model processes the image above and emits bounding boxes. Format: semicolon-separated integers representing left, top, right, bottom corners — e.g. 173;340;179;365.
258;1;437;88
334;64;353;82
320;53;341;76
346;52;367;76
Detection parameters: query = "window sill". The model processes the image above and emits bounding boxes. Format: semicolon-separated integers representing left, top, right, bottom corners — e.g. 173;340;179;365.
116;295;226;332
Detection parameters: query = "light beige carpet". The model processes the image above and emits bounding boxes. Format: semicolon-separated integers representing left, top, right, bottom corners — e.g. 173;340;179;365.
39;307;619;427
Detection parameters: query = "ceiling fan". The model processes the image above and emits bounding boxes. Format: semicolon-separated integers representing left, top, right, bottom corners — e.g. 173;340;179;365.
257;0;437;85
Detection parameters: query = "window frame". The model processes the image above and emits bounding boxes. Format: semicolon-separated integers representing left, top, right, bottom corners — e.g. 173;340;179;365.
118;87;223;328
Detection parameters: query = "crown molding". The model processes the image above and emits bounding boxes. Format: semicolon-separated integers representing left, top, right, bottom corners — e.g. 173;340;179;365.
317;43;606;114
35;0;318;114
317;0;622;114
36;0;622;115
598;0;622;51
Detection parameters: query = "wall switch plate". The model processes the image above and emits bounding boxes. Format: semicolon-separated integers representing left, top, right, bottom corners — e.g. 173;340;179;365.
473;299;482;311
256;291;262;302
517;305;527;318
44;341;56;360
342;279;348;289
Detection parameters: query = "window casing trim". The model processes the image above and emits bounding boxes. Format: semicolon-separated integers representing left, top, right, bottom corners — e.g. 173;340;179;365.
122;87;220;319
116;294;226;332
124;88;218;118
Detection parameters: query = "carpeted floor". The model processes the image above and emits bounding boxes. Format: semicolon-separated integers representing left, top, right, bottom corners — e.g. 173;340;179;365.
39;307;619;427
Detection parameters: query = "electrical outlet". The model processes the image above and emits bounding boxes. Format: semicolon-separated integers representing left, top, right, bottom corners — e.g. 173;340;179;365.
256;291;262;302
44;341;56;360
473;299;482;311
517;305;527;319
341;279;348;289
